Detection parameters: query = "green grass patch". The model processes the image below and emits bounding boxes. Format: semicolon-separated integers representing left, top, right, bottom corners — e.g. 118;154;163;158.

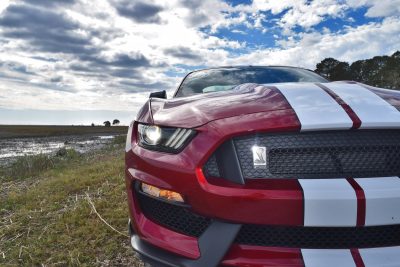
0;144;144;266
112;134;127;145
1;148;81;182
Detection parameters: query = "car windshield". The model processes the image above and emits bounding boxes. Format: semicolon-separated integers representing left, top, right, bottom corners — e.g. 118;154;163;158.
175;67;328;97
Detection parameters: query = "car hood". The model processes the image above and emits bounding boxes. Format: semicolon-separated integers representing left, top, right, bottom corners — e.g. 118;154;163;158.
148;82;400;129
150;83;286;128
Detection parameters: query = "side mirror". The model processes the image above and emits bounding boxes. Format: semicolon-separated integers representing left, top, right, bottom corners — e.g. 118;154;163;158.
149;90;167;99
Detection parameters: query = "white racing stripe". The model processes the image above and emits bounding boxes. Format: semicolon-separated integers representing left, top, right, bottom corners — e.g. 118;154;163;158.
360;246;400;267
302;249;356;267
324;83;400;129
299;179;357;227
302;247;400;267
274;83;353;131
355;177;400;226
299;179;357;226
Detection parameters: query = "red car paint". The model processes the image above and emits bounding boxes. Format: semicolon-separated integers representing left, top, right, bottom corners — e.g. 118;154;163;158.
147;84;297;128
222;245;304;267
126;83;307;264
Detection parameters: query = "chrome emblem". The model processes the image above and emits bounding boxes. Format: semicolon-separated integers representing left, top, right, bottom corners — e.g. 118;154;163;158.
252;146;267;168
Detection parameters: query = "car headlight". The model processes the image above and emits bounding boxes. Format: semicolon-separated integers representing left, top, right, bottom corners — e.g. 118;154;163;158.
137;123;196;153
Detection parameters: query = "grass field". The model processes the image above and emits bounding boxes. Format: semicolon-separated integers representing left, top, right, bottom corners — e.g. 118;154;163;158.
0;125;128;139
0;138;144;266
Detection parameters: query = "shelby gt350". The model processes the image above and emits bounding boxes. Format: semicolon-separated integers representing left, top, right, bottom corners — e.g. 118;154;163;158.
125;66;400;267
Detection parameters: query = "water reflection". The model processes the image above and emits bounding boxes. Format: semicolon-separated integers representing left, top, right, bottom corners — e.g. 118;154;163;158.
0;135;116;166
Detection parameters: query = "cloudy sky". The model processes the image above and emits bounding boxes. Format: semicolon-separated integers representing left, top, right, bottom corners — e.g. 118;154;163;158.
0;0;399;125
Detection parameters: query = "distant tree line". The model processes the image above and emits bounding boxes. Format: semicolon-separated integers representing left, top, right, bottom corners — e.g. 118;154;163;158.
102;119;120;127
315;51;400;89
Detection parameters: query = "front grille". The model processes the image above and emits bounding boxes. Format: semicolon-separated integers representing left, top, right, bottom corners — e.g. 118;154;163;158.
204;130;400;179
137;191;211;237
236;224;400;249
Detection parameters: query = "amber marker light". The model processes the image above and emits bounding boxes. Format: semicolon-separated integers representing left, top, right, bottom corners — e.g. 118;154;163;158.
141;182;184;203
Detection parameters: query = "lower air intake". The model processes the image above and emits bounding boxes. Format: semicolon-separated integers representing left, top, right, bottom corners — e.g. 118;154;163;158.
137;190;211;237
235;224;400;249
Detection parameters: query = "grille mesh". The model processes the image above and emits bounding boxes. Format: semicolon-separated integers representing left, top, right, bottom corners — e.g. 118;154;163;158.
137;191;211;237
203;155;220;177
232;130;400;179
236;224;400;249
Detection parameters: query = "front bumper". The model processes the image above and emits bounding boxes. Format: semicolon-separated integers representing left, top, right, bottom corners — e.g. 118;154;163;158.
127;186;400;267
129;219;241;267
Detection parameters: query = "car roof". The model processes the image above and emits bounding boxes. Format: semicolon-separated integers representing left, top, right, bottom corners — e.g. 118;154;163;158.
188;65;315;74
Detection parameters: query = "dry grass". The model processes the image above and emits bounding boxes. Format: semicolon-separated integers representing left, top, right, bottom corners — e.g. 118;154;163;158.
0;143;144;266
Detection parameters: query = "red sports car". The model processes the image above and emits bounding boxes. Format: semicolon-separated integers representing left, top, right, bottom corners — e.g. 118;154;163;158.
125;66;400;267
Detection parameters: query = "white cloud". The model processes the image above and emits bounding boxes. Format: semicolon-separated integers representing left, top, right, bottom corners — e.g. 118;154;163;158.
346;0;400;17
279;0;346;30
232;0;347;32
223;17;400;68
0;0;10;15
242;0;300;15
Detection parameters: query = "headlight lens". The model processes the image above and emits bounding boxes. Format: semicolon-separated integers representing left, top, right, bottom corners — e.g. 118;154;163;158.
141;125;162;145
137;123;196;153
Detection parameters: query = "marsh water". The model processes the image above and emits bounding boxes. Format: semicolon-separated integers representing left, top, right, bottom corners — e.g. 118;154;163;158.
0;134;120;166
